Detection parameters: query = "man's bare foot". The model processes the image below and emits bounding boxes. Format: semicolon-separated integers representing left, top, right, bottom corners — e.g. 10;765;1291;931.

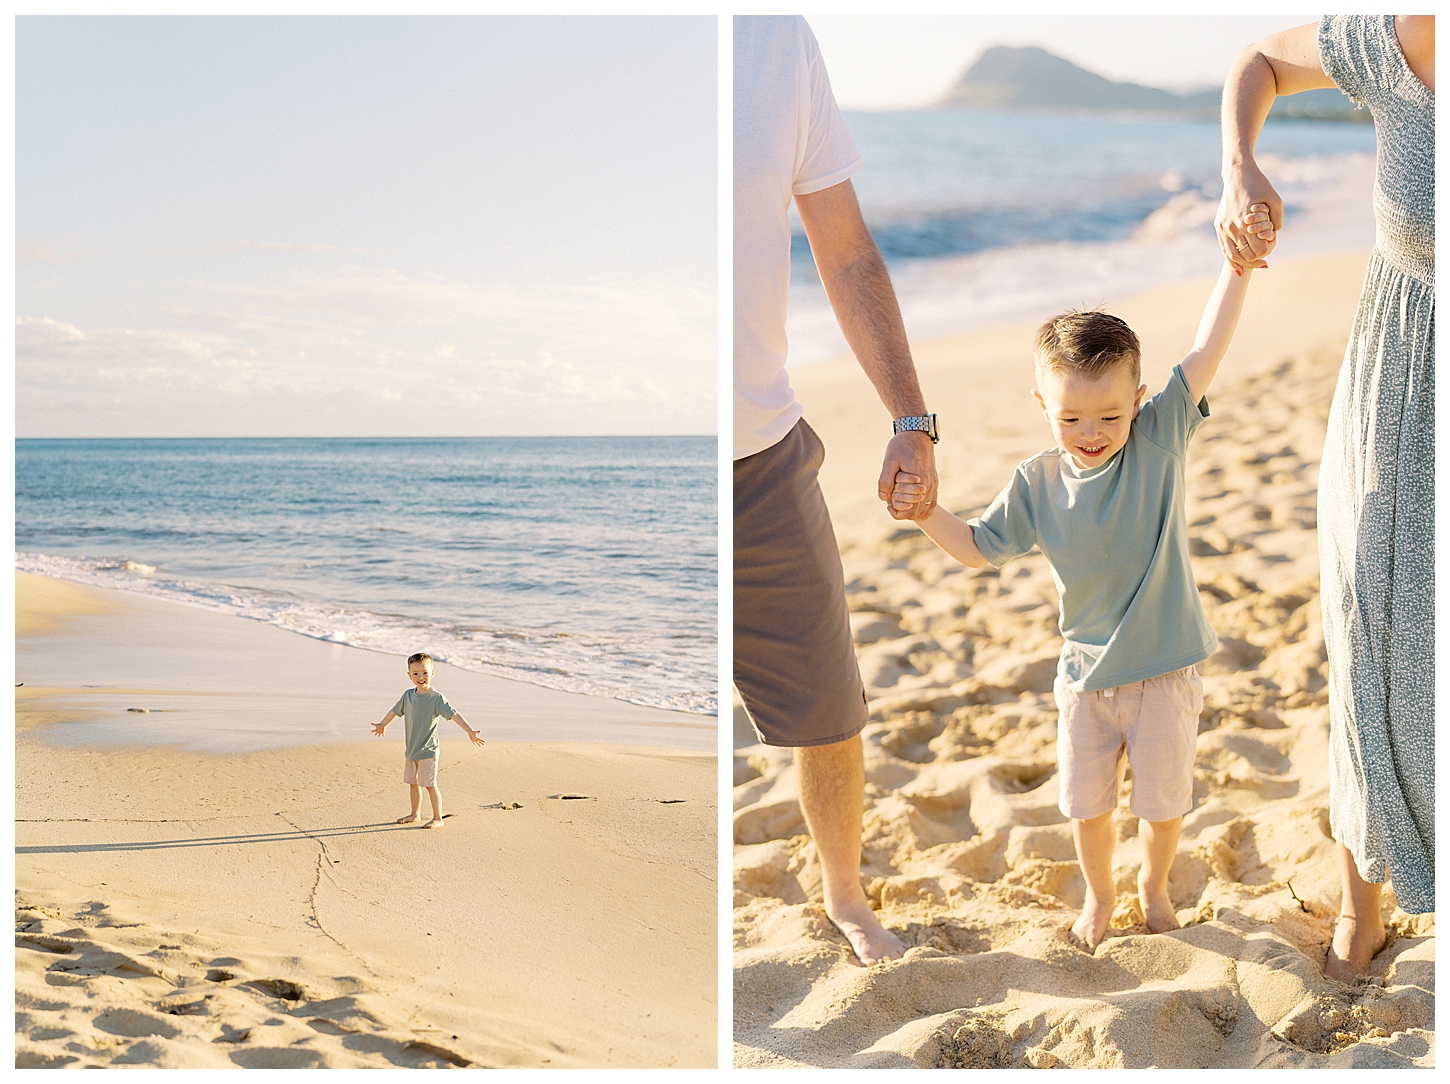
825;900;905;965
397;814;420;824
1068;896;1114;953
1139;881;1181;934
1324;915;1386;982
423;817;445;829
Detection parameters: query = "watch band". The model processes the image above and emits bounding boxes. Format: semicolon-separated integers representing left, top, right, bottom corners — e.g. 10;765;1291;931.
892;413;938;443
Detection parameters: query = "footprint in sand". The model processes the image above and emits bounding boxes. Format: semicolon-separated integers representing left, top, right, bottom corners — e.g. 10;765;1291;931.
16;898;484;1068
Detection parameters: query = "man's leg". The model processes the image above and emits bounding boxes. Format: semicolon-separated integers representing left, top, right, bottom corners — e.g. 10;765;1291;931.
1324;842;1386;980
796;736;904;964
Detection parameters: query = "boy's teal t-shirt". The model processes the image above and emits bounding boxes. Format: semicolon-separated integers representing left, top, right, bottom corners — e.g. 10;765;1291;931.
969;364;1217;693
390;688;456;761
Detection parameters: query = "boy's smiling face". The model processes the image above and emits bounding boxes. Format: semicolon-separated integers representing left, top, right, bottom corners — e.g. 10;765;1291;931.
408;661;433;691
1034;361;1147;470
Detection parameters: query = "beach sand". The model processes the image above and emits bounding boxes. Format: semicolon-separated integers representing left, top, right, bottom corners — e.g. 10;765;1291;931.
16;574;717;1068
733;252;1434;1068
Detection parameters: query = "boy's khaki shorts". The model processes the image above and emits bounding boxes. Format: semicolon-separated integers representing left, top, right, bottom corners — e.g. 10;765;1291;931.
1055;666;1203;822
403;757;439;787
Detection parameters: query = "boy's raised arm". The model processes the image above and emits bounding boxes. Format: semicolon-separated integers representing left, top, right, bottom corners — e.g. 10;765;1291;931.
1180;257;1256;403
452;711;486;745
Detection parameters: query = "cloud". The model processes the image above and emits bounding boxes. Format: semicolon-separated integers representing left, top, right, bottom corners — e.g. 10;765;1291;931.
15;240;99;265
15;265;716;435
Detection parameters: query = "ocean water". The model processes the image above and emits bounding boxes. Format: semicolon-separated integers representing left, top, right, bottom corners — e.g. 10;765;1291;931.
16;437;717;716
787;111;1379;362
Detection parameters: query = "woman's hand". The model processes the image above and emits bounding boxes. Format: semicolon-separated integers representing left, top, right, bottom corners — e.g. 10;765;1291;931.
1217;164;1280;271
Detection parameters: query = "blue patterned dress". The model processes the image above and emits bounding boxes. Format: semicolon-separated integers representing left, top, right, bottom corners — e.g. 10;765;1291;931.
1317;15;1434;913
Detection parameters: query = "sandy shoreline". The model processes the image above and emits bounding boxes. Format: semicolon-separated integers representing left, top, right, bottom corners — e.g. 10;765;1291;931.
734;252;1434;1068
16;572;714;753
16;574;717;1068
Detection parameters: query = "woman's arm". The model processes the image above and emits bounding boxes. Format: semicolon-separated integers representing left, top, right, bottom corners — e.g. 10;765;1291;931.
1217;23;1333;271
1395;15;1435;93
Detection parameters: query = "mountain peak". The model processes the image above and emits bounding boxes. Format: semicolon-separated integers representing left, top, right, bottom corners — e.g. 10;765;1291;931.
932;45;1359;121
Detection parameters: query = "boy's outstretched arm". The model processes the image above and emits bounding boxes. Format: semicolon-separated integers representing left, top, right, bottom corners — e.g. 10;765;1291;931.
1180;257;1256;403
917;508;990;569
372;711;396;737
452;711;486;745
894;473;989;568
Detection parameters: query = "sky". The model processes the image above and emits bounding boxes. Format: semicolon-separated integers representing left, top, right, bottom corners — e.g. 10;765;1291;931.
16;15;717;437
803;12;1326;111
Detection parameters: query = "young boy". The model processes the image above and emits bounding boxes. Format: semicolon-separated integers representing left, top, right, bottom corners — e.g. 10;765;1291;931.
372;652;485;828
893;245;1262;952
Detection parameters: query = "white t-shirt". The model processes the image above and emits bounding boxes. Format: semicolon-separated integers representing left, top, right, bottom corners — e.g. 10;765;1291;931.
733;16;862;460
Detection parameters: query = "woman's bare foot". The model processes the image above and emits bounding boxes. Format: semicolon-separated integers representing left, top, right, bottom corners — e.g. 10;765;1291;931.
423;817;445;829
825;900;905;965
397;814;420;824
1068;895;1114;953
1324;842;1387;981
1139;879;1181;934
1324;915;1386;982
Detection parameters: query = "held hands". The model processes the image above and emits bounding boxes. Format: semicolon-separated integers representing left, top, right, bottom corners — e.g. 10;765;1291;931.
877;431;938;520
1216;159;1281;271
891;470;927;515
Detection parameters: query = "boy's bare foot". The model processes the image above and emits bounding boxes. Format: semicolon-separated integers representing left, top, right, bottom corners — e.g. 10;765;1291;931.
1139;881;1181;934
1324;915;1386;982
423;818;445;829
825;900;905;965
1068;896;1114;953
397;815;420;824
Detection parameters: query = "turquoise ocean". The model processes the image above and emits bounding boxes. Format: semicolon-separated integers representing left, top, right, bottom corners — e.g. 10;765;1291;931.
788;110;1379;362
16;436;717;717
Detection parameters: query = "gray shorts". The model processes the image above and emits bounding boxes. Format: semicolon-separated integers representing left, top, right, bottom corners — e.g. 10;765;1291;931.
734;418;868;747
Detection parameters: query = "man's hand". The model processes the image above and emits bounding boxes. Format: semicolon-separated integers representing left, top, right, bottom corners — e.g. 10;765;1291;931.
878;432;937;520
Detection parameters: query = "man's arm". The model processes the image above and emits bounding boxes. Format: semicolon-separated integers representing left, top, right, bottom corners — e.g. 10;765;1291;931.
1217;22;1331;269
371;710;396;737
452;711;485;745
1180;263;1255;403
794;179;937;519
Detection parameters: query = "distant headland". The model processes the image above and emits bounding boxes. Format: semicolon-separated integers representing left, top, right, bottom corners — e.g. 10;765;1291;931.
931;45;1365;122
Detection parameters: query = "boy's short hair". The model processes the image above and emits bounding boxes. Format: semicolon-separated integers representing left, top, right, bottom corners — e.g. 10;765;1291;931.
1036;310;1141;385
407;652;434;668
